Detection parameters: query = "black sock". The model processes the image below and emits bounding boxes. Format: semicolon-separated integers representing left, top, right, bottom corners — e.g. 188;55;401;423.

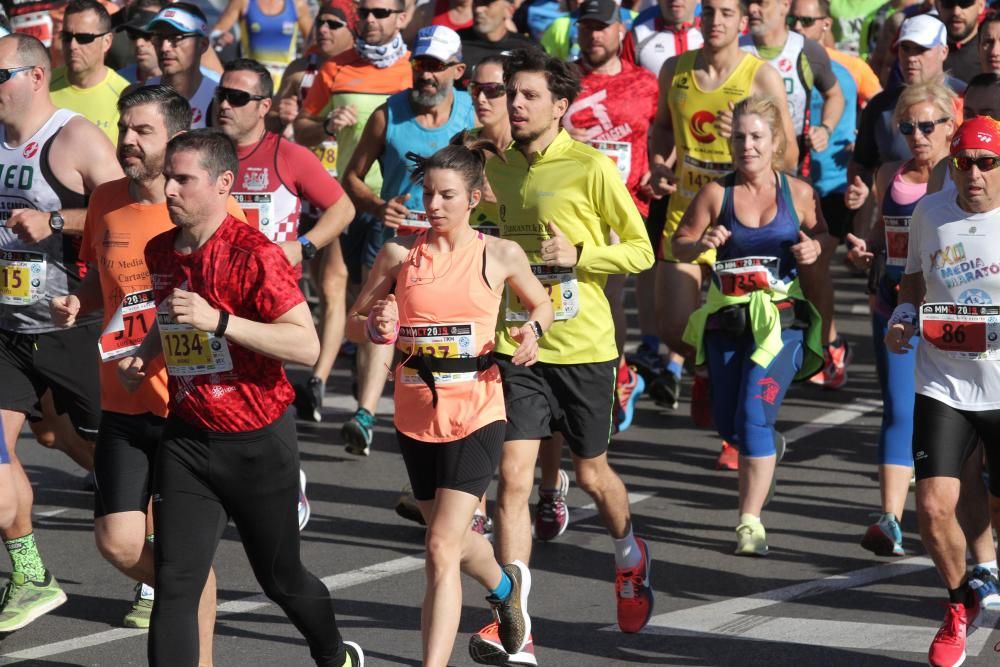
948;583;969;604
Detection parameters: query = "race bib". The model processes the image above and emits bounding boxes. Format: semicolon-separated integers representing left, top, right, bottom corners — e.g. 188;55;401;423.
313;139;338;177
506;265;579;322
921;303;1000;360
714;256;780;296
0;250;45;306
157;312;234;376
679;155;730;200
234;193;276;241
98;290;156;361
11;12;54;47
590;140;631;183
397;210;431;237
398;323;477;385
884;216;910;267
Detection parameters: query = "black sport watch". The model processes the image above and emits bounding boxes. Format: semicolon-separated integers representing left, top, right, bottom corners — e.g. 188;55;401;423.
49;211;65;233
298;236;318;261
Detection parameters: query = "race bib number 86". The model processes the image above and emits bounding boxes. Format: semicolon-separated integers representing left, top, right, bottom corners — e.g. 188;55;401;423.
921;303;1000;359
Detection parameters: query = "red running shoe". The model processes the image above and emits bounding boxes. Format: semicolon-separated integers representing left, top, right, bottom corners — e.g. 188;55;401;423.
616;538;654;633
690;373;713;428
716;441;739;470
928;602;970;667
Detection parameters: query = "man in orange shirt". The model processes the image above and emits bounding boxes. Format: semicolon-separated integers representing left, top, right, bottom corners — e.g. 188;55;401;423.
49;86;243;657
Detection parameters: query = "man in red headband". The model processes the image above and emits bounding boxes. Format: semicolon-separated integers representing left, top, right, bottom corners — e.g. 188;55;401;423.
886;115;1000;667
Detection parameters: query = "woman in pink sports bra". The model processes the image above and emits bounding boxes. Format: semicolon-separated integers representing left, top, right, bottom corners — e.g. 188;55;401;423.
347;132;553;667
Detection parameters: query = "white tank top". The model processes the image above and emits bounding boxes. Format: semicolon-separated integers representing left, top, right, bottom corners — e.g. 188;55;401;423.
630;13;703;76
0;108;95;333
740;31;808;135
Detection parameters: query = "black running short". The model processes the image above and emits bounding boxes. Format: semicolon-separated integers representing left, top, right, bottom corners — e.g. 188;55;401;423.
912;393;1000;496
496;355;616;459
341;211;385;284
397;421;505;501
0;324;101;440
94;411;165;518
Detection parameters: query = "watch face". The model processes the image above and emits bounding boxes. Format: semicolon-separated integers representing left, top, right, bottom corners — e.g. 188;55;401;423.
49;213;64;230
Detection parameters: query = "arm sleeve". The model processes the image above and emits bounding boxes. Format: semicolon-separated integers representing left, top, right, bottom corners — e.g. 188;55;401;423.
576;159;654;275
804;39;837;93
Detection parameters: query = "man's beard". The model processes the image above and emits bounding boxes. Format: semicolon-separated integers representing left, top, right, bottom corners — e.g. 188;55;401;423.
411;80;453;108
511;123;544;146
120;151;163;182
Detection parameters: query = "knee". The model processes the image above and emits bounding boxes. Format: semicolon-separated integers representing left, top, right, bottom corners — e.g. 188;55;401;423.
96;530;145;571
918;485;959;526
498;460;535;505
424;529;460;573
574;459;609;497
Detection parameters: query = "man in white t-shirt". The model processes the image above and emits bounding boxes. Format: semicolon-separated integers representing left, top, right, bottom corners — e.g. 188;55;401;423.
887;116;1000;667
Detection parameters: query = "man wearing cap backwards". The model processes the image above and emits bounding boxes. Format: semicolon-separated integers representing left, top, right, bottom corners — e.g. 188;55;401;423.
49;0;131;143
336;25;474;457
885;115;1000;667
144;2;218;128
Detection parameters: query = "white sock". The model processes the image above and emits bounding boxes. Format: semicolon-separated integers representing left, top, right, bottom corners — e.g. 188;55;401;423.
612;529;642;570
140;583;155;600
977;560;998;574
740;513;761;526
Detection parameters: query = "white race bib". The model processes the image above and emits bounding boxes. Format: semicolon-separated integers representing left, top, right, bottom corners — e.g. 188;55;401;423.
714;256;781;296
0;249;45;306
157;311;234;376
398;323;477;385
590;140;631;183
679;155;730;200
506;265;579;321
98;290;156;361
921;303;1000;360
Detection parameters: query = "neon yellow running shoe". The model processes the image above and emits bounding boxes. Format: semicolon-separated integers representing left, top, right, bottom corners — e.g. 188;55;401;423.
123;583;153;629
735;521;768;557
0;570;68;631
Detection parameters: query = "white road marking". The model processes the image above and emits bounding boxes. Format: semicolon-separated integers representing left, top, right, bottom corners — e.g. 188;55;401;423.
783;398;882;444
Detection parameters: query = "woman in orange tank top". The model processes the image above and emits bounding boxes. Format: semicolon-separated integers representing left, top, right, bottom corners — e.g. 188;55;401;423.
348;133;553;667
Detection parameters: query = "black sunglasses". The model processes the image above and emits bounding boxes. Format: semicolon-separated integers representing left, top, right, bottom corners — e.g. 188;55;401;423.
61;30;109;44
940;0;977;8
412;58;456;73
358;7;403;19
0;66;34;85
124;28;153;41
317;18;346;30
214;87;268;107
469;81;506;99
952;156;1000;172
151;32;199;45
786;14;825;27
899;117;950;136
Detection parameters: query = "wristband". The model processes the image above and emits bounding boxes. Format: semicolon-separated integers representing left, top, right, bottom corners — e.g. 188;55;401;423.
215;310;230;338
819;123;831;135
366;311;399;345
888;302;917;327
529;320;543;340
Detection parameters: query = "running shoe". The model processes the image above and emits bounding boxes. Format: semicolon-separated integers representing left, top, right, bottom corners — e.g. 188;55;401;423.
648;370;681;410
471;512;494;539
341;640;365;666
394;485;426;526
860;512;905;557
468;620;538;666
616;538;654;633
123;582;153;629
627;342;664;381
928;602;969;667
690;372;713;428
809;339;852;389
487;561;531;654
534;469;570;542
0;570;68;632
716;441;739;470
298;468;311;531
969;566;1000;611
296;376;325;423
735;521;768;557
616;365;645;433
342;408;375;456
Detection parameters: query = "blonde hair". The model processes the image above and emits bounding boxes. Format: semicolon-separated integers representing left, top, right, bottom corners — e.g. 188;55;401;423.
893;78;957;125
731;95;786;165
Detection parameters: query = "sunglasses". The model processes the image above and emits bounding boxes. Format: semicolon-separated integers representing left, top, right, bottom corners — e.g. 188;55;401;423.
317;18;346;30
60;31;109;44
124;28;153;41
469;81;506;99
898;117;950;136
214;87;268;107
939;0;977;8
357;7;403;19
0;65;34;85
952;156;1000;172
786;14;825;27
151;32;199;45
412;58;456;73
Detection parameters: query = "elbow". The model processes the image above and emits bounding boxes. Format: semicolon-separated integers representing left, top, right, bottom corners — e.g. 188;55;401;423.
298;333;321;367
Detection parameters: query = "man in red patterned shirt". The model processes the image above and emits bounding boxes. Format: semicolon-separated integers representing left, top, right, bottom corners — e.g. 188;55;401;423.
118;129;364;667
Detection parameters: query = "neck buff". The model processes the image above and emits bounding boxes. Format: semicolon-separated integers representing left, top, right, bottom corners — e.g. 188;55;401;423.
356;32;407;68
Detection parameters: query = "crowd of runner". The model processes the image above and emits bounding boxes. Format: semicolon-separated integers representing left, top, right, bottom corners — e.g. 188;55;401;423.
0;0;998;663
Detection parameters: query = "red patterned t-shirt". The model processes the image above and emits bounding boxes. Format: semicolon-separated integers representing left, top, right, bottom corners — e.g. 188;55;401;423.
145;215;304;432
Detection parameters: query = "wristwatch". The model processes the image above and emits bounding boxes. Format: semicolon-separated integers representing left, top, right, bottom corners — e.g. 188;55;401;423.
49;211;65;233
322;115;336;137
299;235;318;261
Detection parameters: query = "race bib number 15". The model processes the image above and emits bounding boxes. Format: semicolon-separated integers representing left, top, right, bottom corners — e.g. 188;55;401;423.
0;250;45;306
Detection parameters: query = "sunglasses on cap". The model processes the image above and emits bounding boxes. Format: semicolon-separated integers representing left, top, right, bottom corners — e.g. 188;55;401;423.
412;58;457;73
0;66;34;85
61;31;109;44
357;7;403;19
316;18;346;30
786;14;825;27
214;87;268;107
898;117;950;136
952;155;1000;172
939;0;977;9
469;81;506;99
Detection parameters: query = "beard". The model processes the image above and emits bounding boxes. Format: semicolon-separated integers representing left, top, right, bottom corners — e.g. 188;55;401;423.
411;79;453;108
511;123;544;146
119;149;164;182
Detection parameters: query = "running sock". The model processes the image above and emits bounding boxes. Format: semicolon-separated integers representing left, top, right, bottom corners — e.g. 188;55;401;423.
666;359;684;378
613;528;642;570
740;513;762;526
489;570;512;602
828;336;844;349
5;533;46;583
140;534;156;598
976;559;998;574
641;335;660;351
948;582;970;605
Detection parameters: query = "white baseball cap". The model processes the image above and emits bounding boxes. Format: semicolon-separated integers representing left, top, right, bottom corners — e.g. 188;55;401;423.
894;14;947;49
413;26;462;63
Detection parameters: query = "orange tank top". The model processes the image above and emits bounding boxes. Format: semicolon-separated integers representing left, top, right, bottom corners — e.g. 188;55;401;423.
394;231;505;442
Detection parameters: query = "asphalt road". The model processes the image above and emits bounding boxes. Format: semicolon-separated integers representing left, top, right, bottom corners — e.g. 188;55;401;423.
1;260;995;666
